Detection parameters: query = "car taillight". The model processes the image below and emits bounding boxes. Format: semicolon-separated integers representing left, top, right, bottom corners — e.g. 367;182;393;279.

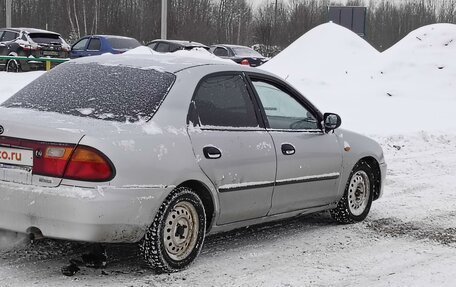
19;44;40;51
63;146;115;182
34;145;74;178
0;137;114;182
241;59;250;66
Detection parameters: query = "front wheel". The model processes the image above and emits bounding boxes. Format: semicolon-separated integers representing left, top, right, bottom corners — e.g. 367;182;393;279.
140;187;206;273
330;161;375;224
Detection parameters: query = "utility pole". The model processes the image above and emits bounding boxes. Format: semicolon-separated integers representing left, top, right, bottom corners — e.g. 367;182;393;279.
6;0;12;28
274;0;278;27
161;0;167;39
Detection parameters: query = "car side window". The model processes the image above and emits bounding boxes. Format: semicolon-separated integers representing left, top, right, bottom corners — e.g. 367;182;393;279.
87;38;101;51
2;31;18;42
155;43;170;53
252;80;319;130
213;47;228;57
193;74;259;128
72;38;89;51
147;42;157;49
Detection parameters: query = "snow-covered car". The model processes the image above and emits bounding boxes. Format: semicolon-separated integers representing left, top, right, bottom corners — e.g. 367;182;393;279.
0;54;386;273
147;39;209;53
210;44;268;67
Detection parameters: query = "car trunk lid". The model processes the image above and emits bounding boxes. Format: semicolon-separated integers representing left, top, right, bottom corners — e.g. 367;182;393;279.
0;108;118;187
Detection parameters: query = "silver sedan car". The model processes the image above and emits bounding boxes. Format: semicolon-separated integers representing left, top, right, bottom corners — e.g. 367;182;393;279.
0;54;386;273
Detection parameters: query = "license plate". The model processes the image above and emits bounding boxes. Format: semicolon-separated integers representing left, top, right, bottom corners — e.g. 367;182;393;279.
43;50;59;56
0;146;34;167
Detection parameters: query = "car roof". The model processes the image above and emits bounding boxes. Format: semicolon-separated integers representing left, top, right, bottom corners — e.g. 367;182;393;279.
1;27;61;35
69;53;246;74
88;35;138;40
150;39;208;48
211;44;252;49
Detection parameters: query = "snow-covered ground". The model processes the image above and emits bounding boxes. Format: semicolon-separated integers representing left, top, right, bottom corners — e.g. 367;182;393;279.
0;23;455;286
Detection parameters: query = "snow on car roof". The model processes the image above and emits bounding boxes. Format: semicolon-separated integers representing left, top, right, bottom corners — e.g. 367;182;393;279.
71;49;236;73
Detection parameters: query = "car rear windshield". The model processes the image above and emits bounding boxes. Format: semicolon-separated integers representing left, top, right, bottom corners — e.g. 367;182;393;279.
107;37;141;50
29;33;63;44
2;62;175;123
232;47;263;57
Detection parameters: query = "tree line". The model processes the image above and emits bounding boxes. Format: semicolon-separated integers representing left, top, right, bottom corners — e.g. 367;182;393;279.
0;0;455;54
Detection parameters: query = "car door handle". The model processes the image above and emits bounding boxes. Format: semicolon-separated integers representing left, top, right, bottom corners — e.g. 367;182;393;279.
203;146;222;159
281;143;296;155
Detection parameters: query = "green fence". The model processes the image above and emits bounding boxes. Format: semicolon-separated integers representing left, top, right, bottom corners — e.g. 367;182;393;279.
0;56;69;71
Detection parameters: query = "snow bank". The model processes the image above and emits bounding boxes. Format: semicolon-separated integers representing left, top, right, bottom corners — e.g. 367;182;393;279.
261;22;456;135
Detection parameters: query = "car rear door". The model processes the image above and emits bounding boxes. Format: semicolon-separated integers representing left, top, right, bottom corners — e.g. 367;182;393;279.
86;37;103;56
247;74;343;214
187;72;276;225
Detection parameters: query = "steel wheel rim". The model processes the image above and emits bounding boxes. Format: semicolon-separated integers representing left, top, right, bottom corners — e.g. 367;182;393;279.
163;201;199;261
6;60;19;72
347;170;370;216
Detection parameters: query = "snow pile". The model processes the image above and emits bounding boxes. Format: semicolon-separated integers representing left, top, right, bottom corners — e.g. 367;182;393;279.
264;22;381;82
262;22;456;135
123;46;156;55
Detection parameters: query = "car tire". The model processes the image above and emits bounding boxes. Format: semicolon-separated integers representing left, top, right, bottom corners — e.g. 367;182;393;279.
5;59;21;72
330;160;375;224
140;187;206;273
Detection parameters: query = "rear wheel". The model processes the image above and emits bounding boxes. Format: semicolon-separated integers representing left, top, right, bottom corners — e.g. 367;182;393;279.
6;59;20;72
330;161;375;224
140;187;206;273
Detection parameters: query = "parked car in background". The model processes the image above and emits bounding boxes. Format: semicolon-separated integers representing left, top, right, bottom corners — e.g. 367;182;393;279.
0;53;386;273
210;44;268;67
70;35;141;58
147;39;209;53
0;27;70;72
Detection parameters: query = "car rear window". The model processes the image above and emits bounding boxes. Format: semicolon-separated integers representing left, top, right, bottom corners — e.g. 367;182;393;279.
107;37;141;50
29;33;63;44
232;47;263;57
2;62;175;123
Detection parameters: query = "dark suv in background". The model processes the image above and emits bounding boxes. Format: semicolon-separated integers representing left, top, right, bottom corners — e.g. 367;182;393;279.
0;27;70;72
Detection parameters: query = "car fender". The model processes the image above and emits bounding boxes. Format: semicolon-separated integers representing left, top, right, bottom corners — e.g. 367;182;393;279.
334;128;385;199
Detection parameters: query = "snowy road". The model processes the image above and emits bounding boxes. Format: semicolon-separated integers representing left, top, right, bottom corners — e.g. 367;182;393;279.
0;131;454;287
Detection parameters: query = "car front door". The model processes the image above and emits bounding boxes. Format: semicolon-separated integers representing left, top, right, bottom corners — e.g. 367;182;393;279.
187;73;276;225
247;75;343;215
70;37;90;58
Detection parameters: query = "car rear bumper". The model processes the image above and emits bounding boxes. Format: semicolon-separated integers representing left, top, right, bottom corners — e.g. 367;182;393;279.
0;181;171;243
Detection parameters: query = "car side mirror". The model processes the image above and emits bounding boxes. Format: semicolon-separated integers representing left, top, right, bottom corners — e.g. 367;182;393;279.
324;113;342;133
